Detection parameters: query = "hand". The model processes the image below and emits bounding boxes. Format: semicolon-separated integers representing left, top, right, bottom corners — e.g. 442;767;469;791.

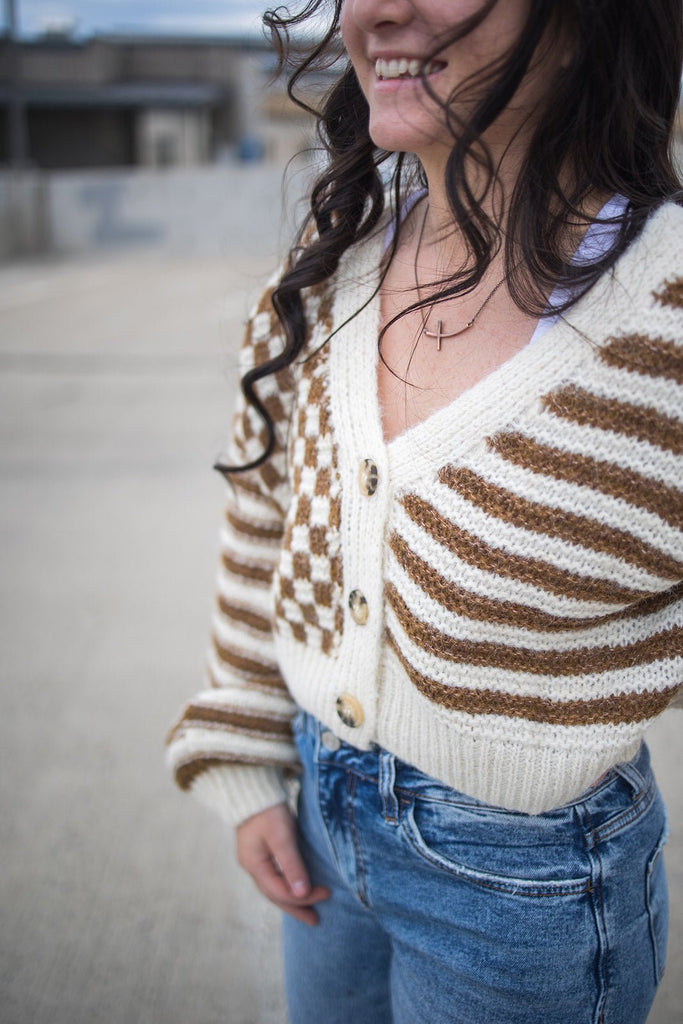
236;802;330;926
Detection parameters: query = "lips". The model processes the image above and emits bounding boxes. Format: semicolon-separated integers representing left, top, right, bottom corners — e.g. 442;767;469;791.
374;57;446;81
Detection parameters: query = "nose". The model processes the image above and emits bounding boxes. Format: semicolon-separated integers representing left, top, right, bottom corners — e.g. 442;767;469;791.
344;0;414;33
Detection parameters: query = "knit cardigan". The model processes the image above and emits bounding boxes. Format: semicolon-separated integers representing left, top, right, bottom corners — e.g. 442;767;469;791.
167;202;683;825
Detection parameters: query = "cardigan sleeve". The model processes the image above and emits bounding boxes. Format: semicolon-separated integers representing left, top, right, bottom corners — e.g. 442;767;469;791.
166;279;299;827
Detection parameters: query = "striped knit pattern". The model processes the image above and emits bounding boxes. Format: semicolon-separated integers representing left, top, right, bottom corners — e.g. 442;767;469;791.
167;276;350;822
167;205;683;826
386;277;683;724
167;277;299;813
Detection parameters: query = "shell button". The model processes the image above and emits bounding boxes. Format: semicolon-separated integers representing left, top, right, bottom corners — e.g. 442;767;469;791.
358;458;379;497
348;589;369;626
335;693;365;729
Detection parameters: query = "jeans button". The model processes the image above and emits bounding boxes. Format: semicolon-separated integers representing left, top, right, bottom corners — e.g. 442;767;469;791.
321;730;341;752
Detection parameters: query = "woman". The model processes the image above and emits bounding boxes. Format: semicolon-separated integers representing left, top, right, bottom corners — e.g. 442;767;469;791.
167;1;683;1020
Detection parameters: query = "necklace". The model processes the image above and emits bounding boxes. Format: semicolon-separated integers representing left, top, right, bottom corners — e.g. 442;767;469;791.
413;202;508;351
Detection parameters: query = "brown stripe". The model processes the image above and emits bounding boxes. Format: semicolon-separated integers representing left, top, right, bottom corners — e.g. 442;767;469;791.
389;533;683;633
207;665;288;694
212;636;282;680
172;703;292;738
221;553;273;586
542;385;683;455
488;432;683;532
401;493;650;604
241;410;269;450
599;334;683;385
386;631;679;727
259;461;287;493
226;508;283;542
230;473;263;500
653;276;683;309
229;470;286;519
229;474;283;518
217;597;272;633
174;752;296;792
439;466;682;581
386;583;683;675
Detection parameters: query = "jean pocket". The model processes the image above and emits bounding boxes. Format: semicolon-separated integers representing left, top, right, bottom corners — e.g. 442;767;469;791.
646;825;669;984
403;798;591;897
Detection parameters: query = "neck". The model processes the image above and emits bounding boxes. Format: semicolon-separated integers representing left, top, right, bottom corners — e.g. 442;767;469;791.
417;141;527;253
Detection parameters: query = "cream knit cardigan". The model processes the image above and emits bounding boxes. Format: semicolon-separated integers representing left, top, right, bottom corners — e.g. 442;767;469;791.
167;203;683;825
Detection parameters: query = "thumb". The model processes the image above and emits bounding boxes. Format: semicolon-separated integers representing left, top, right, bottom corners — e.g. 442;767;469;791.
269;814;312;898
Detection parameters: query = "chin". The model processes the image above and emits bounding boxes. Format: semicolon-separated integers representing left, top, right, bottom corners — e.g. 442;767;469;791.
368;114;446;156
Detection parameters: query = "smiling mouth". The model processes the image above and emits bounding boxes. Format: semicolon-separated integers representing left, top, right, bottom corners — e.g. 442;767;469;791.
374;57;446;81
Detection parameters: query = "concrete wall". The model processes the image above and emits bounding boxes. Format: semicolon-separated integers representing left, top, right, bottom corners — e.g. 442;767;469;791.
0;170;51;258
0;161;315;261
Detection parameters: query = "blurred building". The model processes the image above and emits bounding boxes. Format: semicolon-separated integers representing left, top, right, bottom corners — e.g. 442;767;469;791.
0;31;333;170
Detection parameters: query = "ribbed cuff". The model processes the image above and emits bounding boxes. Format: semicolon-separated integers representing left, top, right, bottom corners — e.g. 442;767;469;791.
190;764;290;827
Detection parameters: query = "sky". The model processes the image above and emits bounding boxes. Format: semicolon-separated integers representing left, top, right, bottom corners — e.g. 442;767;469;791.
13;0;268;38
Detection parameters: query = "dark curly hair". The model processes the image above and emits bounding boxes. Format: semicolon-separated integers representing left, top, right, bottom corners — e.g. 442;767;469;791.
219;0;683;474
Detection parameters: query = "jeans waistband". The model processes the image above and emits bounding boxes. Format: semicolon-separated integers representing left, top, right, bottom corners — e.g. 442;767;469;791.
292;709;652;822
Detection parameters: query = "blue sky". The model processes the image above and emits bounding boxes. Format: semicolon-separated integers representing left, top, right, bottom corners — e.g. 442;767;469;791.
14;1;267;38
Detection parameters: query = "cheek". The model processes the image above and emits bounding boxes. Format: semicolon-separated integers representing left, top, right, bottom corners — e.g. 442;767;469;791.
339;4;357;58
340;15;369;95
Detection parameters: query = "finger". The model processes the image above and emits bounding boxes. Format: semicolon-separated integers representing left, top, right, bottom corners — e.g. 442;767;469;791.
246;855;329;925
268;826;315;899
268;885;331;926
270;897;322;927
236;803;308;898
249;851;329;908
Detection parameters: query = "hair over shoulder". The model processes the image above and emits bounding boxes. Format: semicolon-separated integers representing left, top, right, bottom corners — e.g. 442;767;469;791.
222;0;683;473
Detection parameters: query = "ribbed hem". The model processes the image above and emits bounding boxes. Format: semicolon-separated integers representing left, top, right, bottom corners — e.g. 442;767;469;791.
375;647;646;814
190;764;289;827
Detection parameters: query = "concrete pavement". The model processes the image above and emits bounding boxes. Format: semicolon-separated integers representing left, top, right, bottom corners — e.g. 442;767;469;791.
0;250;681;1024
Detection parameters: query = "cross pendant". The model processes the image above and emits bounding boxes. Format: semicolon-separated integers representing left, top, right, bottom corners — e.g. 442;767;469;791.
422;319;466;352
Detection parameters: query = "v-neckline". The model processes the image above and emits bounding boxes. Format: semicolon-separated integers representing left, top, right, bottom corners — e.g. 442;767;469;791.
327;202;657;492
373;191;629;456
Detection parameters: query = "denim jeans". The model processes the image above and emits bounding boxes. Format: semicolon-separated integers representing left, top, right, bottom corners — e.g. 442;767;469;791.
283;711;669;1024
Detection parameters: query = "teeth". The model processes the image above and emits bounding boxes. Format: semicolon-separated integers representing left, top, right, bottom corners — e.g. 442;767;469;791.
374;57;438;81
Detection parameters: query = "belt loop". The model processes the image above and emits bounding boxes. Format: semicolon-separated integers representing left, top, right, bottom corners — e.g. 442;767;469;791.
378;751;400;825
614;758;647;797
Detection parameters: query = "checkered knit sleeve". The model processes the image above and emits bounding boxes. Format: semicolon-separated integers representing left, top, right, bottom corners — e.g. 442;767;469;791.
166;279;299;827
